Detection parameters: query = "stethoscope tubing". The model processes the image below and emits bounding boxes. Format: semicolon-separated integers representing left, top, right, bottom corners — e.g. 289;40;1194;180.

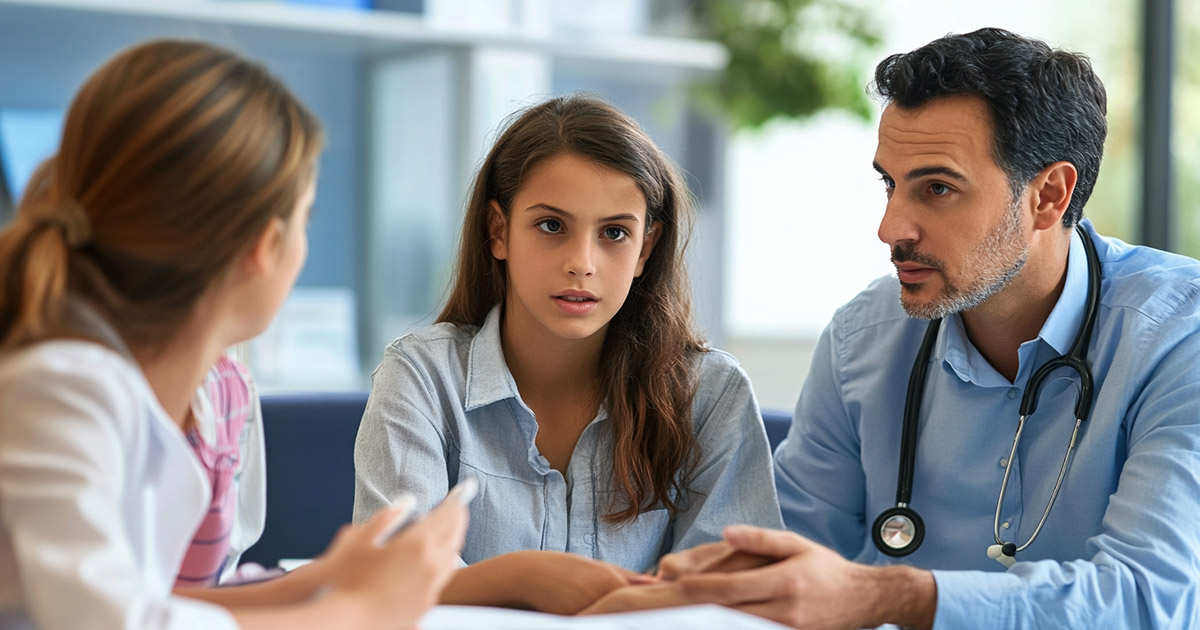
878;224;1101;558
896;318;943;506
993;415;1083;552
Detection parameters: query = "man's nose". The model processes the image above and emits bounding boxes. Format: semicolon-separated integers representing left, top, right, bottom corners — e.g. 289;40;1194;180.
878;196;920;249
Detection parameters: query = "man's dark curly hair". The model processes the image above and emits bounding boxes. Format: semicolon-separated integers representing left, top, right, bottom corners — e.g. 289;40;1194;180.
872;28;1107;227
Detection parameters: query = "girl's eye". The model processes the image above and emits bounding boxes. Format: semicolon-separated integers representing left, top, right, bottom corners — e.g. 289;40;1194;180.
603;226;628;241
930;183;951;196
537;219;563;234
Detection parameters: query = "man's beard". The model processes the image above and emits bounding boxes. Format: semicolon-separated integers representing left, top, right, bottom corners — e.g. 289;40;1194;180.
892;200;1029;320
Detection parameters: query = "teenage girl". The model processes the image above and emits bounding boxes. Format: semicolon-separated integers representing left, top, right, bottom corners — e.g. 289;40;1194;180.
0;39;467;630
353;95;782;613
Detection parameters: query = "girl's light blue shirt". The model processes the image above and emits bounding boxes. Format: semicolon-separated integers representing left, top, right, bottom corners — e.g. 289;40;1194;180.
353;306;783;572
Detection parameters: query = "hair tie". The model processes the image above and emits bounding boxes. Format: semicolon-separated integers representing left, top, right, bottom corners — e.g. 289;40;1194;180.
22;200;93;248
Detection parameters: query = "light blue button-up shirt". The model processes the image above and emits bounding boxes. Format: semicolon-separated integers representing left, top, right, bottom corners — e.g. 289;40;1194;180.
354;306;783;572
775;221;1200;628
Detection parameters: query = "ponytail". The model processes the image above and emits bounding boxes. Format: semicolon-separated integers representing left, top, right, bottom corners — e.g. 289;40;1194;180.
0;39;323;356
0;161;93;350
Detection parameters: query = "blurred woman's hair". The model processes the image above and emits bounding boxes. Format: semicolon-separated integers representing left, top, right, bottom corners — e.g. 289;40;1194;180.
0;39;324;352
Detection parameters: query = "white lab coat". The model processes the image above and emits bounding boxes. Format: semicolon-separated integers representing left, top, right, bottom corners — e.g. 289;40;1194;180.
0;322;239;629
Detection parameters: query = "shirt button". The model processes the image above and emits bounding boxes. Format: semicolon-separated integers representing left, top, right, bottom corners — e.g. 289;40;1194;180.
585;534;595;544
999;457;1008;468
1002;521;1011;529
1007;389;1018;400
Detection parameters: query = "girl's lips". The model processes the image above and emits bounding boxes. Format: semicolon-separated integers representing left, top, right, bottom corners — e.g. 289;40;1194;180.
554;289;598;300
553;296;598;315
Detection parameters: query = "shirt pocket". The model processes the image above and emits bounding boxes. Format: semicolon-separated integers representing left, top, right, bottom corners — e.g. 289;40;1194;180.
456;461;547;564
594;492;672;572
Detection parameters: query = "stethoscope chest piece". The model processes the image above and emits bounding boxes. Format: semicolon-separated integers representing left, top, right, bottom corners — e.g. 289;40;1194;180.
872;505;925;557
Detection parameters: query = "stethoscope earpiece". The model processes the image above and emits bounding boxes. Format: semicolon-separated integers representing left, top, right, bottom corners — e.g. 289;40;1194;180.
986;543;1017;568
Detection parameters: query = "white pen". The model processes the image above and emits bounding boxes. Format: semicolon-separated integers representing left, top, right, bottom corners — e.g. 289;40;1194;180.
373;494;418;548
374;478;478;548
445;477;479;506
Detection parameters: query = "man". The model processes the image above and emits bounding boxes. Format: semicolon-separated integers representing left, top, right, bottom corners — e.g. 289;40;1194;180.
585;28;1200;628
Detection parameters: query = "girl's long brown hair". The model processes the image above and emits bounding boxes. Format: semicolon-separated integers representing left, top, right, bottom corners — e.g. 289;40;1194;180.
0;39;323;352
439;95;706;524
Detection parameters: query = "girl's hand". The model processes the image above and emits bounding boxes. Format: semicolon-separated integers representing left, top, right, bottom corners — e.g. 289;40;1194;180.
579;581;691;616
657;541;776;580
325;497;469;628
656;542;732;579
517;550;654;615
441;550;652;615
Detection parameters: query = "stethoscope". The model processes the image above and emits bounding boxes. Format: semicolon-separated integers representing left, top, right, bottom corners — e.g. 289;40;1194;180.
871;224;1101;567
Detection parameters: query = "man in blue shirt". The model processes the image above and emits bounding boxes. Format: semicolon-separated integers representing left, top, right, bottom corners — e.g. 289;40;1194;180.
584;28;1200;628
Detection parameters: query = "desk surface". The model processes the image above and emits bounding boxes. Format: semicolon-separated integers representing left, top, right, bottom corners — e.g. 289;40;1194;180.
420;604;790;629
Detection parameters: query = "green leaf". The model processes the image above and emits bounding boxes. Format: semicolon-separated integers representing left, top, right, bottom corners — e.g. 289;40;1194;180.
692;0;882;129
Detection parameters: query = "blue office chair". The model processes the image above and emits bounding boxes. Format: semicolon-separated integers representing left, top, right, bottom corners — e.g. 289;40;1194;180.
761;408;793;453
243;392;794;567
240;392;368;568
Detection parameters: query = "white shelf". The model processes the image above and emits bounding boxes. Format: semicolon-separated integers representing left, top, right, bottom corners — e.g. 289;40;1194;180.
0;0;726;70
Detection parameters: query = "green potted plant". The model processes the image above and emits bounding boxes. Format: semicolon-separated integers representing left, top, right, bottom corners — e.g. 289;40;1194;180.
691;0;882;128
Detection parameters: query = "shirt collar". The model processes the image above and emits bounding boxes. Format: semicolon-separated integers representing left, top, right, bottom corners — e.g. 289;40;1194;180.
1038;223;1090;356
936;224;1089;383
464;304;522;411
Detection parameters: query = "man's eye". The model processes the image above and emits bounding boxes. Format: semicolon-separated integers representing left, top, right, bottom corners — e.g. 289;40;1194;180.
930;183;951;196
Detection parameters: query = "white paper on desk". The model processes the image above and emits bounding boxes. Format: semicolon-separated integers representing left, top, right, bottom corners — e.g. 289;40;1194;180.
419;604;791;629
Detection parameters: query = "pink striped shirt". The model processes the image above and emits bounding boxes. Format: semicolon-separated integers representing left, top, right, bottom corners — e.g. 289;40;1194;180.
175;356;253;587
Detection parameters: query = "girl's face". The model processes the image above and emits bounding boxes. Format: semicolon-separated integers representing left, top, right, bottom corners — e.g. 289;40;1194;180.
489;153;659;345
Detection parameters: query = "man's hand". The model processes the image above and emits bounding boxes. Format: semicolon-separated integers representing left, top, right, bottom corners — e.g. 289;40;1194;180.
674;525;936;630
657;541;777;580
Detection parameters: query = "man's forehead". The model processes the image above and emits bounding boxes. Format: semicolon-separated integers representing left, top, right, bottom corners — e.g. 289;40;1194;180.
874;96;993;170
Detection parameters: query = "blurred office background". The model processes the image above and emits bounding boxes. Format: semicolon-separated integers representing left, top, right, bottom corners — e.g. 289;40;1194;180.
0;0;1193;410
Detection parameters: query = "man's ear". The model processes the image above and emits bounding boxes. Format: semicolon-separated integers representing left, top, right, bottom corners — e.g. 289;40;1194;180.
487;201;509;261
634;220;663;277
241;216;287;279
1028;161;1077;231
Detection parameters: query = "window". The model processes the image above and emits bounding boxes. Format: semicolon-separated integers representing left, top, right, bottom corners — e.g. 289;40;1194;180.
1178;1;1200;256
724;0;1141;410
